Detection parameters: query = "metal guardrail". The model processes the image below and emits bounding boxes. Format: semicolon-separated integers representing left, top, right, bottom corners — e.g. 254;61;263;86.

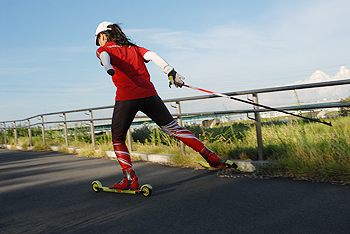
1;79;350;160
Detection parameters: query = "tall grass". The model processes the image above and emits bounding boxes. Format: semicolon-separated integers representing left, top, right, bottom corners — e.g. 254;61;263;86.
131;117;350;182
259;118;350;182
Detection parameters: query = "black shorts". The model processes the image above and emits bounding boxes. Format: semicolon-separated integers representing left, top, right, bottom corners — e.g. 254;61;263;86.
112;95;174;141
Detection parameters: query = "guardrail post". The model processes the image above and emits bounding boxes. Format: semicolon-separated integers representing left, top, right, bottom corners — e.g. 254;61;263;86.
41;116;46;146
127;129;132;152
27;120;33;147
13;122;18;145
89;110;96;148
63;113;69;147
252;93;264;161
2;123;6;145
176;101;185;155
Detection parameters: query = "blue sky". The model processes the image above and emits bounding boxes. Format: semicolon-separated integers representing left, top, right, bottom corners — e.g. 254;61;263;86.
1;0;350;122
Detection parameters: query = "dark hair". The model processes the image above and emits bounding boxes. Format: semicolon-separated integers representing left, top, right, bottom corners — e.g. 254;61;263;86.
103;24;136;46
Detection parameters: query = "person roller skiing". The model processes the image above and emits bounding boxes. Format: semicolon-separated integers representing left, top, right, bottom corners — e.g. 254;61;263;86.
95;21;237;190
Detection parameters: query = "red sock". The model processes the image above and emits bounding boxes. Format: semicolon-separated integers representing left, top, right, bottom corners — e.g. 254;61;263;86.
113;140;133;171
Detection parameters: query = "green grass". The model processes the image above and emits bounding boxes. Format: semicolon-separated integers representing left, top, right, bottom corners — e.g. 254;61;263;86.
257;117;350;183
2;116;350;183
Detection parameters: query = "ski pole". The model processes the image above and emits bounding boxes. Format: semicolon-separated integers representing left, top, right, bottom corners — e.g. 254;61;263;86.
182;84;332;127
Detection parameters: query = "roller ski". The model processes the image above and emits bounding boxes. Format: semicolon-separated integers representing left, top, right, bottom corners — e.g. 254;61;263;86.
198;159;238;169
92;168;152;197
92;180;153;197
199;148;238;169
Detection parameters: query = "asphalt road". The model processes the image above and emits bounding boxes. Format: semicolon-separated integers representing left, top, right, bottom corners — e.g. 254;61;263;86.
0;149;349;234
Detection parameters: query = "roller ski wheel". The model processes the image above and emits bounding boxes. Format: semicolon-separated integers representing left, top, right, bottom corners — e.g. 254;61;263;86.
140;184;152;197
92;180;102;193
91;180;153;197
198;160;238;169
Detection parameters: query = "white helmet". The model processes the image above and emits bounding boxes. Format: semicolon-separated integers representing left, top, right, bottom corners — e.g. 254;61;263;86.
95;21;113;46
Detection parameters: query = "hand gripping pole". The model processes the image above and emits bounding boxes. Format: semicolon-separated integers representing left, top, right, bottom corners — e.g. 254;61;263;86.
183;84;332;127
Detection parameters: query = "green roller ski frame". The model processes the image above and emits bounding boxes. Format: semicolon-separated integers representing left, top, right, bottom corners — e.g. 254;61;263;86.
92;180;153;197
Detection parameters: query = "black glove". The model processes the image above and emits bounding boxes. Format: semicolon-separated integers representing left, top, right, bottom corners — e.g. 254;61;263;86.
163;65;185;88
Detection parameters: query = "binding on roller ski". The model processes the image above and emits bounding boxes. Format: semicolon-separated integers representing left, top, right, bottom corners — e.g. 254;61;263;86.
198;159;238;169
92;180;153;197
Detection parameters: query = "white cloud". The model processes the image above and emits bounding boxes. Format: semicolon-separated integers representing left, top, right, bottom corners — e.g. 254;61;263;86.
128;0;350;95
288;66;350;101
0;67;43;75
258;66;350;107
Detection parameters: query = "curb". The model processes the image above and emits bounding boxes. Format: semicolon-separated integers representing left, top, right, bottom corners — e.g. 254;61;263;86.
236;160;270;172
0;144;269;172
131;152;176;163
116;150;268;172
105;150;175;163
